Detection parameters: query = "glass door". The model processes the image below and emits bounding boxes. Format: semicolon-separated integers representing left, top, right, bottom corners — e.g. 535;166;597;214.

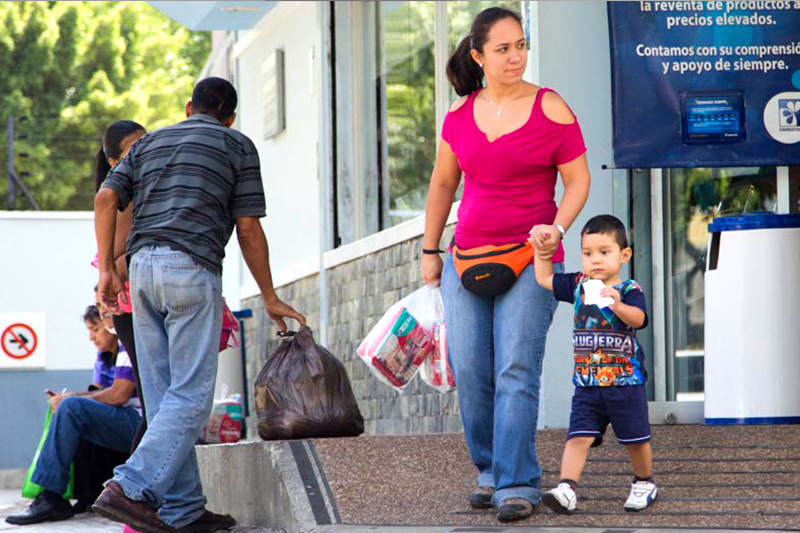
664;167;777;401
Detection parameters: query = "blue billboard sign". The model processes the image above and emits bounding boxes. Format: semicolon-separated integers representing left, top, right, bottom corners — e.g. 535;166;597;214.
608;1;800;167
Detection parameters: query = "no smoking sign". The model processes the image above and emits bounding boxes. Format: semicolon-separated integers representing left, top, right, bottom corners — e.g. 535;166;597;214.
0;313;45;369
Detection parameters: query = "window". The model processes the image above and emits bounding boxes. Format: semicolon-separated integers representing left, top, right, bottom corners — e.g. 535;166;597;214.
332;1;523;245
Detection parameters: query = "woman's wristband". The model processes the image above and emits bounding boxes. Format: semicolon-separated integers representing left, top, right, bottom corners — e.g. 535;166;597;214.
422;248;444;255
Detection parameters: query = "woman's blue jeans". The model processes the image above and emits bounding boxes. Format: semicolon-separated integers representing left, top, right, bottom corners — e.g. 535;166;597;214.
441;253;562;506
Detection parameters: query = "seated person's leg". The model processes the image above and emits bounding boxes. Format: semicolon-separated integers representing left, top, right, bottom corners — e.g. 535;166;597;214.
31;397;141;494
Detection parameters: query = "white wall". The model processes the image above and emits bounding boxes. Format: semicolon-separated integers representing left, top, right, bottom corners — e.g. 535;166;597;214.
534;1;617;428
232;2;323;298
0;212;98;370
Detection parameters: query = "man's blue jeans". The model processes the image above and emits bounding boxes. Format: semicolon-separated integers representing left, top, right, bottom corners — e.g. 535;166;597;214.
31;397;140;494
113;246;222;528
441;253;562;506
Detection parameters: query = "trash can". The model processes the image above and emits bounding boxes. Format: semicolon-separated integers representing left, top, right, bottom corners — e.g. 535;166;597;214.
704;212;800;425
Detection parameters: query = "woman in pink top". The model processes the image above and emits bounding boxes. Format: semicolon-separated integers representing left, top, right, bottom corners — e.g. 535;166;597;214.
420;7;590;522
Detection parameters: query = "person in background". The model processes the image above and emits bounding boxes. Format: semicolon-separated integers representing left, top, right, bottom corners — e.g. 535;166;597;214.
93;120;148;450
94;77;305;532
420;6;590;522
72;302;131;514
6;305;141;526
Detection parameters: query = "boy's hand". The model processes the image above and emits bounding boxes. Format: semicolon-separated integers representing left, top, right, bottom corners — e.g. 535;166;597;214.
599;286;621;309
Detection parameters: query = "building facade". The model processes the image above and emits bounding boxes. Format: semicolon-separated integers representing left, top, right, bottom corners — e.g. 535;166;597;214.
163;0;800;436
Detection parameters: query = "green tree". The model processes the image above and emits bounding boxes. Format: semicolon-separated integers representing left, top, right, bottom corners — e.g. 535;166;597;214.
0;1;210;210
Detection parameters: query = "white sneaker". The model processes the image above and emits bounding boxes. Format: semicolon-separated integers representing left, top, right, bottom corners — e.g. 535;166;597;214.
624;480;658;511
541;482;577;515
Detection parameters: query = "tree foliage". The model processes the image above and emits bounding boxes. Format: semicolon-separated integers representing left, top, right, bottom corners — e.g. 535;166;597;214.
0;2;210;210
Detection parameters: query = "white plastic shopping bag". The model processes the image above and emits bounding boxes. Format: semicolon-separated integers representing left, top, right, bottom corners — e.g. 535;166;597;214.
357;285;441;391
419;319;456;393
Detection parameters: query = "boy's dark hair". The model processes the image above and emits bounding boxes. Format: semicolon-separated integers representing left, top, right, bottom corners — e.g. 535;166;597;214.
191;77;237;120
581;215;629;249
83;305;100;323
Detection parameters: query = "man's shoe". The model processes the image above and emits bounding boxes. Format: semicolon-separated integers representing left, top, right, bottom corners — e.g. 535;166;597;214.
177;510;237;532
541;483;577;515
496;497;534;522
5;494;74;525
468;486;495;509
624;480;658;512
91;481;174;532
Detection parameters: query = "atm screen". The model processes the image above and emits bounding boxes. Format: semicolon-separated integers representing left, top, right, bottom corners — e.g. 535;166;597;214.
681;91;746;145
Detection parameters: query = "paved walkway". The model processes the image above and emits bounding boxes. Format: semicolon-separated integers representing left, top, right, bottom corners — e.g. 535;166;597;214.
314;425;800;530
2;424;798;532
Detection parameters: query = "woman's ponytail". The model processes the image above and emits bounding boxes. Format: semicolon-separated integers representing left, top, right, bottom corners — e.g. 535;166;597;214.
94;146;111;193
446;34;484;97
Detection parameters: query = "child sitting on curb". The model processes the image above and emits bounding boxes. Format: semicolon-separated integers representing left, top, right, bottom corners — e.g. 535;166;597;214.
532;214;657;514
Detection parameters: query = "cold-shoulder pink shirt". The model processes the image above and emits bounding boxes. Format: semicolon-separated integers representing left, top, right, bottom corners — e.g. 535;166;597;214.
441;88;586;264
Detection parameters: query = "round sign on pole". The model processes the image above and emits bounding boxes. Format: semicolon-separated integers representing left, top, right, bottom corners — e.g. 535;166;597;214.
0;313;46;368
2;323;39;360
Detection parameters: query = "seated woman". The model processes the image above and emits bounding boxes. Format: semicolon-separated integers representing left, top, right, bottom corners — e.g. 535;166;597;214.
6;305;141;525
72;304;131;514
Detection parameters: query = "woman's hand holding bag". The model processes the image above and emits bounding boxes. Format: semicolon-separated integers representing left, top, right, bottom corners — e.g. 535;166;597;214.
420;253;443;286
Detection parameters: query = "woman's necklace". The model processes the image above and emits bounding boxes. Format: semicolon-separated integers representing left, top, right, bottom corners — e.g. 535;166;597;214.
486;94;504;118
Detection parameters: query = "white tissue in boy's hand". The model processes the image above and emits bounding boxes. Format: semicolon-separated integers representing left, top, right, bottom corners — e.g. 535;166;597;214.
583;279;614;308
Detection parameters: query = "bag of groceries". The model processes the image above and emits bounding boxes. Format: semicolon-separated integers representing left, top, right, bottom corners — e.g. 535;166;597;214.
200;394;244;444
255;326;364;440
357;285;448;391
419;318;456;393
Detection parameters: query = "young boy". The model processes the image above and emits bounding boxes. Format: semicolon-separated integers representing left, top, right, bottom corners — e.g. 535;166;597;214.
533;214;657;514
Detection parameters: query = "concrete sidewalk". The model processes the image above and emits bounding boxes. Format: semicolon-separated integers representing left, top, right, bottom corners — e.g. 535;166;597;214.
0;490;791;532
3;424;798;532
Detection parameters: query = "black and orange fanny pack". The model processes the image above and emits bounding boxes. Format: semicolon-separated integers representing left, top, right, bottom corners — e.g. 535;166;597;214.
452;241;534;296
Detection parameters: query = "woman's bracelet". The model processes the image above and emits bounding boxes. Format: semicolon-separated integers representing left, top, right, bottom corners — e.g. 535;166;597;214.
422;248;444;255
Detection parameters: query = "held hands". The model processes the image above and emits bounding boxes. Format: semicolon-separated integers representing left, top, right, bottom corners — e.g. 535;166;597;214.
528;224;562;260
263;293;307;332
420;253;443;286
97;269;127;315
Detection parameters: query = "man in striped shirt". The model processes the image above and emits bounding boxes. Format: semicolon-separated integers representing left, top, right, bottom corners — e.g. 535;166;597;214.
94;77;305;532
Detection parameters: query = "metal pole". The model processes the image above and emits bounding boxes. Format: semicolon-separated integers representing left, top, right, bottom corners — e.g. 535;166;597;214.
7;114;14;210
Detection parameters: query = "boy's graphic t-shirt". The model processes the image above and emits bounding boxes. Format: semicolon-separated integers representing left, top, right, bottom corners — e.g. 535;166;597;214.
553;273;648;387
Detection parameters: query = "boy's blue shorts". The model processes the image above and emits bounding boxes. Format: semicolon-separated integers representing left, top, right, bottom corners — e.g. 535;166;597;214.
567;385;650;447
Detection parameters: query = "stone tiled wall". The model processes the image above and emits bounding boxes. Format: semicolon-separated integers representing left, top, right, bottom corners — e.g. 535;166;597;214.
242;226;461;437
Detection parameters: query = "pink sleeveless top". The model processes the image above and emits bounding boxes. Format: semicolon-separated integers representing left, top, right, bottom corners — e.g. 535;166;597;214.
441;88;586;264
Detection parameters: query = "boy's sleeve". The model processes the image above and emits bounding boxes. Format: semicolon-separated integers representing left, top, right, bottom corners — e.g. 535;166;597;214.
552;272;581;303
621;281;649;329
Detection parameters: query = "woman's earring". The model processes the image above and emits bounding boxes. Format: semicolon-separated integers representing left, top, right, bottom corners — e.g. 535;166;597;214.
479;63;483;68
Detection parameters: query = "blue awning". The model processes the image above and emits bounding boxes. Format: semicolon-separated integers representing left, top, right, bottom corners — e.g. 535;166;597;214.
148;1;275;30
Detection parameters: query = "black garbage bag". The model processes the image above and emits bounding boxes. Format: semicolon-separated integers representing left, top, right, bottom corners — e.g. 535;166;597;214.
255;326;364;440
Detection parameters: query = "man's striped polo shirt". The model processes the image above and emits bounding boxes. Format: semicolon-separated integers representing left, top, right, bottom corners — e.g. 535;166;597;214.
102;114;266;274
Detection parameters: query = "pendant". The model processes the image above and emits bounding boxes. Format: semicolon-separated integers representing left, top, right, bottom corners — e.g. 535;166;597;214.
496;108;503;118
